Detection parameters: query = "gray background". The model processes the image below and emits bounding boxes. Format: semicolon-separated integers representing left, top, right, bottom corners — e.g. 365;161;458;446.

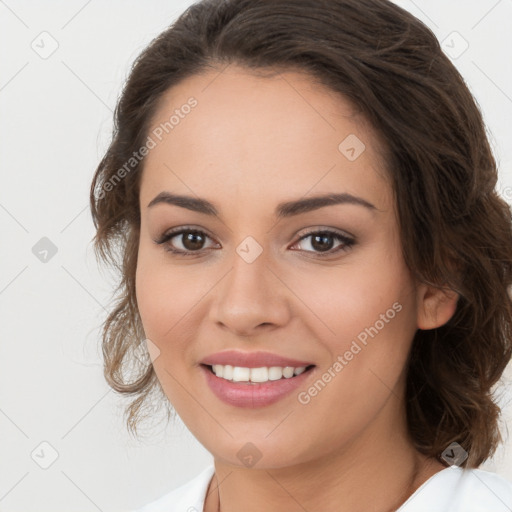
1;1;511;511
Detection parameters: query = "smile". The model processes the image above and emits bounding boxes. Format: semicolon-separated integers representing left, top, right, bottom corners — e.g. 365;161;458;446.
209;364;310;383
201;363;316;408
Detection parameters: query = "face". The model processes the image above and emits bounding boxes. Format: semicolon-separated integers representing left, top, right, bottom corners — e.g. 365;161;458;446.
135;65;422;469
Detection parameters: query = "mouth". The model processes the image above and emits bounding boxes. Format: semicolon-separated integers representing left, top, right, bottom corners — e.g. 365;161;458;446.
200;362;316;408
199;350;317;407
201;363;316;384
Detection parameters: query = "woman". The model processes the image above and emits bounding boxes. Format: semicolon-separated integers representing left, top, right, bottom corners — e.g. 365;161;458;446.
90;0;512;510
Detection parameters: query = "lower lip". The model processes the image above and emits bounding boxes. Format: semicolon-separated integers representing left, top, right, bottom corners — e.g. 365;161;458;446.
200;365;315;408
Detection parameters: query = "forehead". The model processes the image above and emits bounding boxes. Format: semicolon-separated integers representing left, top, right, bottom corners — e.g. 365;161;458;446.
139;65;391;211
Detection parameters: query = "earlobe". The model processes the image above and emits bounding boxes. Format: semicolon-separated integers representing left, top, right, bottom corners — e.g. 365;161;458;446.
416;284;459;330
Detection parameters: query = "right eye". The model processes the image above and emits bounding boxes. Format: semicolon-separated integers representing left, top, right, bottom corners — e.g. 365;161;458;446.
154;227;220;255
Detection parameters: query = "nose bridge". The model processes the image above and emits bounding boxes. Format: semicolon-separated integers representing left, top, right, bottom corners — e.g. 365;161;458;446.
230;235;269;295
210;234;290;334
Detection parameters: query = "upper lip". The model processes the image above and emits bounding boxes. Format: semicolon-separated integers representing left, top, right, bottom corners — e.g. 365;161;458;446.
201;350;314;368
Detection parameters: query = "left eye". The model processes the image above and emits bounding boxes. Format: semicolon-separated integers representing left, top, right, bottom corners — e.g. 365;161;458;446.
291;230;355;255
154;228;355;256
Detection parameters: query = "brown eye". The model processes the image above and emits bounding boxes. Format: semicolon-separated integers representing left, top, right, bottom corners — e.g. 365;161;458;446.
310;233;335;252
154;227;218;255
180;231;206;251
291;230;355;256
154;227;354;257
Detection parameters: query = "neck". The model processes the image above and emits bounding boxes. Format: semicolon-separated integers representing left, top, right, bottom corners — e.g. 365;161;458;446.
203;398;446;512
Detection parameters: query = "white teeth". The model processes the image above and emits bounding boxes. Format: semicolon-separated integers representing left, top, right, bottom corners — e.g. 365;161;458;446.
223;365;233;380
249;367;268;383
210;364;309;383
212;364;223;378
282;366;295;378
268;366;283;380
232;366;250;382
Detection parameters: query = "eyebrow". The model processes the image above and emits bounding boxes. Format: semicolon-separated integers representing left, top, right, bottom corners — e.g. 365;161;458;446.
147;191;377;218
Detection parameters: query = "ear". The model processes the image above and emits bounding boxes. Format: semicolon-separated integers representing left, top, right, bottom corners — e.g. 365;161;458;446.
416;283;459;330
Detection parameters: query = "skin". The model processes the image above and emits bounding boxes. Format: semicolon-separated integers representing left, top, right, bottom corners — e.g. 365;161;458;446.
135;65;458;512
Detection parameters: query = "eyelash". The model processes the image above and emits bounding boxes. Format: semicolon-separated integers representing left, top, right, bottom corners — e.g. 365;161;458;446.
153;226;356;258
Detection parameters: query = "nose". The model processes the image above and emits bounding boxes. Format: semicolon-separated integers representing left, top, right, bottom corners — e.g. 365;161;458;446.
209;246;292;337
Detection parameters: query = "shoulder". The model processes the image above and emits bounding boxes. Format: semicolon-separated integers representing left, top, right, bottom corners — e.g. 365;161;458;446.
457;467;512;511
400;466;512;512
134;465;215;512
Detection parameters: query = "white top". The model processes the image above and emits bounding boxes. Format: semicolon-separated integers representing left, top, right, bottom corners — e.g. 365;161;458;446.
135;464;512;512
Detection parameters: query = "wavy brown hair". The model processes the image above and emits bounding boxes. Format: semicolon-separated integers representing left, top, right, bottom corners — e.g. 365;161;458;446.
89;0;512;467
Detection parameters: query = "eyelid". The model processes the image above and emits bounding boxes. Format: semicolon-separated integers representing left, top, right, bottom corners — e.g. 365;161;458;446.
294;225;356;241
155;225;355;242
153;225;220;250
154;225;356;256
289;227;355;256
155;225;216;243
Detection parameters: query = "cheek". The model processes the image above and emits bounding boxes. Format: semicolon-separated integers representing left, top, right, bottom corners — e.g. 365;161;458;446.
135;247;215;364
135;248;185;347
288;251;418;419
291;273;415;442
289;257;415;346
135;252;195;405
